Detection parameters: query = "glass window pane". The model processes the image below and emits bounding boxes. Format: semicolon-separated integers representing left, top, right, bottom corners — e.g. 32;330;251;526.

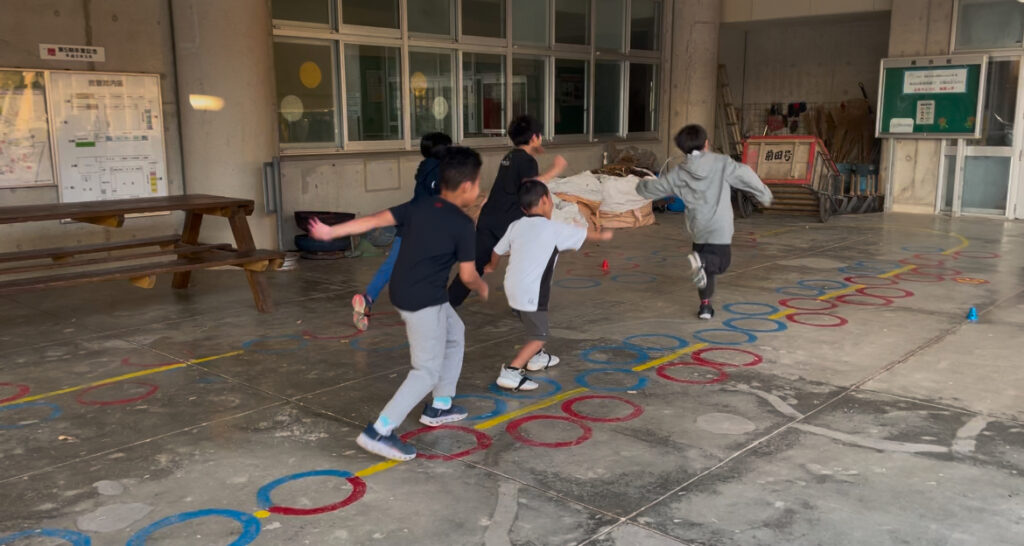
628;63;658;133
513;57;546;125
274;40;337;145
342;0;399;28
409;49;454;139
344;44;403;141
272;0;331;25
512;0;548;45
955;0;1024;51
594;61;622;134
463;53;506;139
463;0;506;39
555;60;588;135
942;152;956;211
973;60;1018;147
408;0;453;36
962;156;1010;212
595;0;624;50
630;0;661;51
555;0;590;45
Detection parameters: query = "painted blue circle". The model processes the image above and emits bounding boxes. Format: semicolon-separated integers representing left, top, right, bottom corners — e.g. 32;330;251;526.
693;328;758;346
611;273;658;284
622;334;688;352
125;509;259;546
555;278;601;289
575;369;649;392
0;529;90;545
0;401;62;430
902;245;945;253
453;394;508;421
837;266;886;275
580;345;648;366
241;334;308;354
723;317;788;333
722;302;779;316
625;255;668;264
257;469;353;510
853;260;902;270
488;377;563;399
775;286;825;298
349;335;408;352
796;279;847;291
651;249;688;258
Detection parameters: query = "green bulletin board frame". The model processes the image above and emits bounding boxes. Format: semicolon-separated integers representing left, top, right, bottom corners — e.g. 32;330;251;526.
876;54;988;139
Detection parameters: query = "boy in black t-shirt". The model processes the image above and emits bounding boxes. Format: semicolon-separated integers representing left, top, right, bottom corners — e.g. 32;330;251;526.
309;147;489;461
448;115;567;308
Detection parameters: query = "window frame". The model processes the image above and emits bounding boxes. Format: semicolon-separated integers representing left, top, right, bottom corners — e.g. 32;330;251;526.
626;0;661;57
951;0;1024;53
407;0;457;42
338;0;403;38
341;39;409;150
552;0;592;52
552;56;592;142
592;59;627;141
458;48;512;147
625;60;659;139
594;0;627;54
407;46;458;141
273;36;344;151
458;0;510;47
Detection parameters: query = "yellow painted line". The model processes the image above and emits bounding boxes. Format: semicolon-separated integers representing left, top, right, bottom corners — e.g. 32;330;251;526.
473;388;588;430
355;460;401;477
253;510;271;519
942;233;969;254
632;346;702;372
769;309;794;320
879;265;916;278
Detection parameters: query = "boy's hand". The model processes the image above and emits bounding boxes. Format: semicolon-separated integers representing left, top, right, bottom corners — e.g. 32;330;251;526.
483;261;497;274
308;218;334;241
552;155;568;173
476;282;490;302
597;230;613;241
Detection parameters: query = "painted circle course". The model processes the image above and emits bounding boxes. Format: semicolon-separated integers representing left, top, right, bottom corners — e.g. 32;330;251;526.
693;328;758;346
785;312;849;328
723;302;779;316
75;381;159;406
893;272;944;283
554;278;602;290
835;293;894;307
580;345;648;366
256;469;367;516
574;369;649;392
0;529;91;546
723;317;787;333
856;286;914;299
561;395;644;423
452;394;507;421
622;334;688;352
505;414;593;448
954;250;999;259
401;425;492;460
0;383;30;405
126;509;260;546
0;401;62;429
843;275;897;286
488;377;562;399
691;347;764;368
778;297;839;311
797;279;847;291
240;334;308;354
656;362;730;385
611;273;658;284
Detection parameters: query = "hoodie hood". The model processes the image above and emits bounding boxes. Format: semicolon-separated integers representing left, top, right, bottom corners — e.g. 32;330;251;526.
681;153;713;180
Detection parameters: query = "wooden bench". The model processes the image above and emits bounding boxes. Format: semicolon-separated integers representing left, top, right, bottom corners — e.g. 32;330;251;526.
0;195;284;312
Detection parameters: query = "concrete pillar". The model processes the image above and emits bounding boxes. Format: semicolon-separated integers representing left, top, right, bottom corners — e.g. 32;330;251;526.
668;0;721;154
881;0;955;214
171;0;278;247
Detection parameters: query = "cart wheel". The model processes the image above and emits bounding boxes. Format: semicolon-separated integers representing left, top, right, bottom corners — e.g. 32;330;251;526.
818;194;833;223
735;192;754;218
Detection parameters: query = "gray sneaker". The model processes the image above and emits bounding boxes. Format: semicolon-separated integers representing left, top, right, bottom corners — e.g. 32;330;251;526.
356;423;417;461
496;366;539;391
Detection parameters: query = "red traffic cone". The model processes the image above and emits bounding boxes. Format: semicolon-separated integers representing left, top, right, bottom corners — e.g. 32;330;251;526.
601;259;609;271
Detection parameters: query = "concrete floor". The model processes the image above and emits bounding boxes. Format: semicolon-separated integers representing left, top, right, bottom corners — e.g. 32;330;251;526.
1;211;1023;545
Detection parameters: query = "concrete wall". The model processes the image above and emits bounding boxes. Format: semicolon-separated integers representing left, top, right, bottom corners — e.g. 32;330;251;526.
722;0;892;23
0;0;183;252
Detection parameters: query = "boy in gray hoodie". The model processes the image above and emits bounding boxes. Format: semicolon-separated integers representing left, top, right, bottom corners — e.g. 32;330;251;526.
636;124;773;320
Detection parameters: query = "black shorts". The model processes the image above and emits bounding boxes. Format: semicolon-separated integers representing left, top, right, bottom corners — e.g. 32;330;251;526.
515;310;549;341
692;243;732;275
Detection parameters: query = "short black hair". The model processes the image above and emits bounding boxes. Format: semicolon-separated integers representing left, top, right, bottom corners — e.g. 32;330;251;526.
518;179;550;211
674;125;708;154
420;132;452;159
508;115;543;146
439;146;482;192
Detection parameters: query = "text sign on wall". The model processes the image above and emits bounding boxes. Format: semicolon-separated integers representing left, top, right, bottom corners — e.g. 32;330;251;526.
39;44;106;62
903;68;967;94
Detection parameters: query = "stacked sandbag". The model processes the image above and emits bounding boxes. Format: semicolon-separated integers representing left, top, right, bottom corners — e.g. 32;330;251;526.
595;174;655;229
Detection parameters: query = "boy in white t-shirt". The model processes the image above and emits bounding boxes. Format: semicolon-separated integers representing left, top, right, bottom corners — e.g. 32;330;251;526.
484;180;613;391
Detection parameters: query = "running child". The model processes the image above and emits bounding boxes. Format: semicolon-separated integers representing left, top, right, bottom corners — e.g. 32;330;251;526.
448;115;568;308
636;124;772;319
308;146;488;461
484;180;613;391
351;132;452;331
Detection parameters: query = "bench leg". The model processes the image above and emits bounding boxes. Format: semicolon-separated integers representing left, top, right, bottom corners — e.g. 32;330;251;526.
245;270;274;313
173;212;204;289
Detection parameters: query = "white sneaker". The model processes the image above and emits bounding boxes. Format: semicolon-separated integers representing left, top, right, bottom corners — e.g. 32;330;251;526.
687;251;703;272
688;252;708;289
496;366;539;391
526;350;560;371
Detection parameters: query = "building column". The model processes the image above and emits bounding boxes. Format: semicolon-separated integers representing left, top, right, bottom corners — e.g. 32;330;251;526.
668;0;721;154
171;0;278;247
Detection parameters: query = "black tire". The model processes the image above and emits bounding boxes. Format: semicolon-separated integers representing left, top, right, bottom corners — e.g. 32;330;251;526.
818;194;832;223
294;234;351;253
737;192;754;218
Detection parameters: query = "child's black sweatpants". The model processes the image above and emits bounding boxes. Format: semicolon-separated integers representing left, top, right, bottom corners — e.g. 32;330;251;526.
693;243;732;301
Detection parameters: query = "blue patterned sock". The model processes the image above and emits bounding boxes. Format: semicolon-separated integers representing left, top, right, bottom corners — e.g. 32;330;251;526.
432;396;452;410
372;415;394;436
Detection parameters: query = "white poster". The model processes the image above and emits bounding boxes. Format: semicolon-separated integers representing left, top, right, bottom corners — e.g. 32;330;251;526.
903;68;968;94
889;118;915;133
48;72;167;203
916;100;936;125
0;70;54;187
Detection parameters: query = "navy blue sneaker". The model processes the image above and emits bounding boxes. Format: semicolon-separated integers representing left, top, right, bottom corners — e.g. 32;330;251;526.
356;423;417;461
419;403;469;427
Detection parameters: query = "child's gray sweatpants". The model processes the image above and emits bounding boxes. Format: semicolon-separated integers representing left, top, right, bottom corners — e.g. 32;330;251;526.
379;302;465;426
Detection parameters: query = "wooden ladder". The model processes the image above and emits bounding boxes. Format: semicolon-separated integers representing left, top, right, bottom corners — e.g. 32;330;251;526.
717;64;744;158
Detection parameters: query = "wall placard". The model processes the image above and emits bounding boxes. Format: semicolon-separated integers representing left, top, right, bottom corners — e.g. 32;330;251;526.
0;69;54;188
876;55;987;139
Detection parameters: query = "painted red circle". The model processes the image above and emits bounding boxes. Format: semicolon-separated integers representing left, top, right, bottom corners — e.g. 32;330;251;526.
400;425;492;460
75;381;159;406
583;249;626;258
268;475;367;516
692;347;763;368
560;395;644;423
785;312;849;328
778;297;839;311
913;266;963;276
843;275;897;286
835;293;894;306
0;383;30;404
656;362;730;385
366;311;406;329
505;415;592;448
564;268;610;278
893;272;944;283
856;286;914;299
954;250;1000;259
900;255;946;266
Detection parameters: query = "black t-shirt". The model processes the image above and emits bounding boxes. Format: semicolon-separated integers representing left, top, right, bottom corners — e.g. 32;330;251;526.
479;148;539;229
389;197;475;311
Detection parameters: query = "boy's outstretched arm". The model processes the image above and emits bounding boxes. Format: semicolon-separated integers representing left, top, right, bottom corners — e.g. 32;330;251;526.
536;155;568;183
725;161;773;206
635;172;679;200
458;261;489;301
308;211;396;241
483;251;502;274
585;230;614;243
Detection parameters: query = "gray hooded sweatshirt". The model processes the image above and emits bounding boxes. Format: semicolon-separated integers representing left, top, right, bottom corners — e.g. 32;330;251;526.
636;151;773;245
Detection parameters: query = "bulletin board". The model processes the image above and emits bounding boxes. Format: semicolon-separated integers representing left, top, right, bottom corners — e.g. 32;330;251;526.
876;55;987;139
0;69;54;188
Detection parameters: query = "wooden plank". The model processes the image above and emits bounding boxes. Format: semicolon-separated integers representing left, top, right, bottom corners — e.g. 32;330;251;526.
0;243;231;276
130;275;157;289
0;194;254;225
78;215;125;228
172;211;204;289
0;234;182;264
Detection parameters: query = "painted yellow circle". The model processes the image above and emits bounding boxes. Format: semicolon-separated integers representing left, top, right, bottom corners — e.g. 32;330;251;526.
411;72;428;93
299;61;322;89
253;510;271;519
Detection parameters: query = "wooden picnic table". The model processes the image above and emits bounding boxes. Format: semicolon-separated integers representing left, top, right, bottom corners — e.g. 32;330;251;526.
0;194;284;312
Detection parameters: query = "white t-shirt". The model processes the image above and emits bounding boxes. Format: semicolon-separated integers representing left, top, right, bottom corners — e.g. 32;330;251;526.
494;215;588;312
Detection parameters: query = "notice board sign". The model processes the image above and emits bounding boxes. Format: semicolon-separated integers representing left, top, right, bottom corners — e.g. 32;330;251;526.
48;71;167;202
0;69;55;188
876;55;987;138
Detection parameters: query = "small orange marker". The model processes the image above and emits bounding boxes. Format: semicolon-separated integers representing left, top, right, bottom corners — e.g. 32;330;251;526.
601;259;609;271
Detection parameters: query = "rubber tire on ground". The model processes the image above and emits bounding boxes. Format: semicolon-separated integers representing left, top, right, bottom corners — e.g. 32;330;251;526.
818;194;832;223
294;234;351;253
736;191;754;218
